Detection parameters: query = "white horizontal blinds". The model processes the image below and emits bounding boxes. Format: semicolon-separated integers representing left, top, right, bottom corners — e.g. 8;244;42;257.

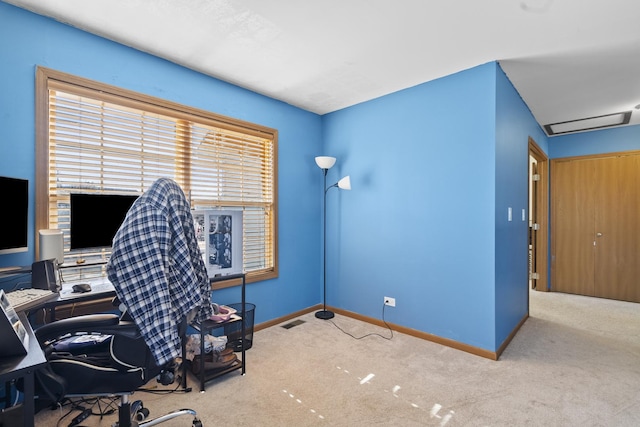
46;77;276;278
243;207;274;271
49;89;184;192
49;89;180;275
190;123;275;273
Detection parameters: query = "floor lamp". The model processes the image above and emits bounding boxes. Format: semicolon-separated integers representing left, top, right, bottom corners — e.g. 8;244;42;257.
315;156;351;320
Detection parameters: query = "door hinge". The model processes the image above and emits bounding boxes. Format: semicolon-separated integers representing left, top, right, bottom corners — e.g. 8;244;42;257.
532;174;541;181
530;272;540;280
532;223;540;231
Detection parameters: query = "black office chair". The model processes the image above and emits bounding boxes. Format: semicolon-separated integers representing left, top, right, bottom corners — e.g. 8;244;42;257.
32;179;212;426
34;311;201;427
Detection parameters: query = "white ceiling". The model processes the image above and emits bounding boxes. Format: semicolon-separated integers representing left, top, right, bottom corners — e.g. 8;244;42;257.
7;0;640;135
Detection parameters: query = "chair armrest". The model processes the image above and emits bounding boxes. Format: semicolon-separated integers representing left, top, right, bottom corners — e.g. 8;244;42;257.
35;313;140;344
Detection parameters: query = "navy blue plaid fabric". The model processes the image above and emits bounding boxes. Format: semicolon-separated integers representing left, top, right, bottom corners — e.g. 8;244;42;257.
107;178;214;366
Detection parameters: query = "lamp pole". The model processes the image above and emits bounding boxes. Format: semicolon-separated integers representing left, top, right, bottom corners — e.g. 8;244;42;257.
313;156;349;320
316;167;334;319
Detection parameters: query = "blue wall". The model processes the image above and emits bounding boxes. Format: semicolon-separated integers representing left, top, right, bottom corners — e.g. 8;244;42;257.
0;2;323;324
321;62;542;352
549;124;640;158
494;65;548;348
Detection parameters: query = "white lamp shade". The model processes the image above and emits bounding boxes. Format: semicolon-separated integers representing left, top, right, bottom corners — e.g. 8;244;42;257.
315;156;336;170
337;176;351;190
39;229;64;264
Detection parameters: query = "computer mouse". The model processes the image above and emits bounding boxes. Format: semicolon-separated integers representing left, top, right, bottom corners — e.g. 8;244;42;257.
72;283;92;293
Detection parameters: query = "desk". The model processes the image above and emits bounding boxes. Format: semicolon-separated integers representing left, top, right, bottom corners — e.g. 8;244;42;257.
0;312;46;427
43;278;116;322
1;281;115;424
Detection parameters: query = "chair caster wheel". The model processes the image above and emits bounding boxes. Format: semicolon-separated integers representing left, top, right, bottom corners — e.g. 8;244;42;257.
193;418;203;427
130;400;149;422
135;407;150;421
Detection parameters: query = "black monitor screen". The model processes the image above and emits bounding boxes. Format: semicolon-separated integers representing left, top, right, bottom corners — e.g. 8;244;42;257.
70;193;138;250
0;176;28;254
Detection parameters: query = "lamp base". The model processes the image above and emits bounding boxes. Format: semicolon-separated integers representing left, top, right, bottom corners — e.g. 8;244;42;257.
315;309;334;320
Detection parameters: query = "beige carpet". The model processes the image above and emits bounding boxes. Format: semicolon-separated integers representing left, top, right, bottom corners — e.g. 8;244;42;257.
34;290;640;426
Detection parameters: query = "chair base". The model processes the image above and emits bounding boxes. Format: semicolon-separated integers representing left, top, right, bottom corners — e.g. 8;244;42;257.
116;395;202;427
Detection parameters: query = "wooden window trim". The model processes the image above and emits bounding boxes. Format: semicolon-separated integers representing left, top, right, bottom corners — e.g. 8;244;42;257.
35;66;278;285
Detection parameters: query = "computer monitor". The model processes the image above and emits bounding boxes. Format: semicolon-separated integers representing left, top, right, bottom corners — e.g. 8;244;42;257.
0;176;29;255
70;193;138;250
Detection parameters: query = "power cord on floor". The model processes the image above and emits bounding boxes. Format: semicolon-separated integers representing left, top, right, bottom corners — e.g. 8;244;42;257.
330;303;394;340
53;397;118;427
68;407;91;426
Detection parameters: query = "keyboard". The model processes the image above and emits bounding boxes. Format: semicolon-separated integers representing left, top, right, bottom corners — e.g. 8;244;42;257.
5;288;59;312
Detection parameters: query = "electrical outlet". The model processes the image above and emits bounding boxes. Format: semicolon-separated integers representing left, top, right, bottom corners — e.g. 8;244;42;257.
384;296;396;307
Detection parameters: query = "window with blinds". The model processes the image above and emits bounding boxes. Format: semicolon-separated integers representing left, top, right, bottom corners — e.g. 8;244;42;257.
35;67;278;284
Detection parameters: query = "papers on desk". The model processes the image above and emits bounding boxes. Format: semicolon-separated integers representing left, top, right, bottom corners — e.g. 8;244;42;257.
58;279;115;300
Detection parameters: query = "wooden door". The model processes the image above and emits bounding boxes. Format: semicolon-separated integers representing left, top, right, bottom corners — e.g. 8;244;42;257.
551;152;640;303
593;154;640;302
551;158;596;296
